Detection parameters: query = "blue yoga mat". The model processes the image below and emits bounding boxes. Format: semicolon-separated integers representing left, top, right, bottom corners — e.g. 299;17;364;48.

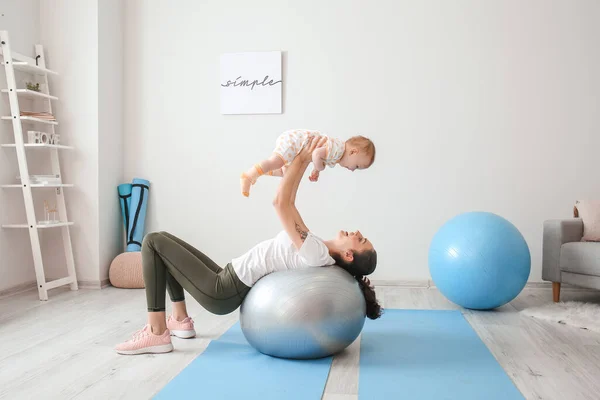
359;310;524;400
117;183;132;232
154;323;333;400
126;178;150;252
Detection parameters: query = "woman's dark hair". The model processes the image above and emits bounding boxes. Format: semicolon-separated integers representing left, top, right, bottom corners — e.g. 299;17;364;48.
332;249;383;320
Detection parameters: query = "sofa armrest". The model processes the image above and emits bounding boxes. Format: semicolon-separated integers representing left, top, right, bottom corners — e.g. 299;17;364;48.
542;219;583;282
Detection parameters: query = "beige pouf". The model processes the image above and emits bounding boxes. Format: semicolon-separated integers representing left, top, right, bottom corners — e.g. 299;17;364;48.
109;252;145;288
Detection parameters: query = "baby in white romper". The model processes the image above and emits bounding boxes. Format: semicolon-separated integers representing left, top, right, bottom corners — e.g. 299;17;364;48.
240;129;376;197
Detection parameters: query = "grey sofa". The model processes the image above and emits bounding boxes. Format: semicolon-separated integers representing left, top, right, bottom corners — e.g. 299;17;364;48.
542;218;600;302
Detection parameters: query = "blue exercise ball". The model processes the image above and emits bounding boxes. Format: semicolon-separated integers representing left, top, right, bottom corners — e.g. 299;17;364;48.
428;212;531;310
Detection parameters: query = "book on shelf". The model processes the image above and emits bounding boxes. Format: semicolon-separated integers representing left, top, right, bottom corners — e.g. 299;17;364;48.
20;111;56;121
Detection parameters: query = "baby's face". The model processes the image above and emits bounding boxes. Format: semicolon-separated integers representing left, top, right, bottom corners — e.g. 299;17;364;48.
343;152;372;172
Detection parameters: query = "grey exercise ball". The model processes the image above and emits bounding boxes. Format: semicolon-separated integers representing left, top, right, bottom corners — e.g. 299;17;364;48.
239;265;366;359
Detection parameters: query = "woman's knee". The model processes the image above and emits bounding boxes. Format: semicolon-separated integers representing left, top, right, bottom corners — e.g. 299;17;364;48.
142;231;164;251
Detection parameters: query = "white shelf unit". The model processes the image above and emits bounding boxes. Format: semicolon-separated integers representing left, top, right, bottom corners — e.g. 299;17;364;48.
1;116;58;125
1;184;74;188
2;222;74;229
12;61;58;76
0;30;78;301
1;88;58;101
1;143;74;150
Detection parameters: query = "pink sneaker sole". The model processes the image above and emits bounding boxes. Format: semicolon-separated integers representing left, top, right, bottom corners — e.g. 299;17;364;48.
170;329;196;339
116;343;174;355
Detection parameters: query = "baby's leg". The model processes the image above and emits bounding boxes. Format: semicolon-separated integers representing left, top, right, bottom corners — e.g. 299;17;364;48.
240;154;285;197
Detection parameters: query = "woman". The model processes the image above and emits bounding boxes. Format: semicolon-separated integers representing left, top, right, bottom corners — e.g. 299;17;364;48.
115;136;381;355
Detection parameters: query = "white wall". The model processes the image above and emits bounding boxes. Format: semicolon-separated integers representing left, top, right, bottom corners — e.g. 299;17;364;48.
40;0;100;284
39;0;124;287
0;0;41;292
98;0;124;283
134;0;598;283
0;0;39;56
3;0;597;293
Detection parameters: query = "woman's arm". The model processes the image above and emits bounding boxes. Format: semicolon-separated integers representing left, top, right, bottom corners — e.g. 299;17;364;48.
273;136;324;249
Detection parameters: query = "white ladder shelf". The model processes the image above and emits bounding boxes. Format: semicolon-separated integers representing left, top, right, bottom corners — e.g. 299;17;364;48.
0;31;78;300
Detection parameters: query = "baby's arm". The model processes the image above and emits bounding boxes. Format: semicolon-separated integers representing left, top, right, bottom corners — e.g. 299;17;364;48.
311;147;327;171
309;147;328;181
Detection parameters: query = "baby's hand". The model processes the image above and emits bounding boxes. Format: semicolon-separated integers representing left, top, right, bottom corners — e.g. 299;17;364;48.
309;170;320;182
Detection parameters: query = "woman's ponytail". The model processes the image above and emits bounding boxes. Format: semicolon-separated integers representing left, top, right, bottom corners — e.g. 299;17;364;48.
355;275;383;320
332;248;381;319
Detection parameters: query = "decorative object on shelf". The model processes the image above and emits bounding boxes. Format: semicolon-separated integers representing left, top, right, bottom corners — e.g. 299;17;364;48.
27;131;50;144
20;111;56;121
26;131;59;145
25;82;40;92
220;51;283;115
27;130;41;144
40;200;59;225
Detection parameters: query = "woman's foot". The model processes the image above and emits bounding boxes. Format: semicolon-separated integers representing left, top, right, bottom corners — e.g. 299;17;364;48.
115;325;173;355
167;315;196;339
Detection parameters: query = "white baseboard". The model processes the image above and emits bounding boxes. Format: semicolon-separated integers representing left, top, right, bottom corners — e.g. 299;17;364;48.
77;279;111;289
371;279;433;288
0;281;36;299
1;278;594;300
526;282;552;289
371;280;593;291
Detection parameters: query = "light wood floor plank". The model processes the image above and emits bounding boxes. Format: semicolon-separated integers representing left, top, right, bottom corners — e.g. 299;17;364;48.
1;285;600;399
323;335;362;396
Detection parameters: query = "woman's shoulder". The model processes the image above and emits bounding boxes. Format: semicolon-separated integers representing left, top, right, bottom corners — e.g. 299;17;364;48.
297;232;334;266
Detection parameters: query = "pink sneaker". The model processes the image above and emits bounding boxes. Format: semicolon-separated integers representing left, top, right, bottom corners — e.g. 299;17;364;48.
115;325;173;355
167;316;196;339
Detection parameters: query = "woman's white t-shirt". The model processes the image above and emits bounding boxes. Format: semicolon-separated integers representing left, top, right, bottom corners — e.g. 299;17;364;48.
230;230;336;287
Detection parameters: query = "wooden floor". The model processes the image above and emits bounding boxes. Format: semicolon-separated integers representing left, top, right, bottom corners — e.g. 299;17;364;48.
1;285;600;400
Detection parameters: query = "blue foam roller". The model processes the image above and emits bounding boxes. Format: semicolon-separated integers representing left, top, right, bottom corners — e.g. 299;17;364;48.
118;183;132;233
126;178;150;252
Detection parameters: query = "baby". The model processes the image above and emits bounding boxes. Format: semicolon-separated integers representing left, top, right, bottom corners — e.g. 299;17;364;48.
240;129;376;197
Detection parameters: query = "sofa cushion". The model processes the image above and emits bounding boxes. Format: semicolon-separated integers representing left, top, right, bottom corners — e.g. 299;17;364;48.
560;242;600;276
574;200;600;241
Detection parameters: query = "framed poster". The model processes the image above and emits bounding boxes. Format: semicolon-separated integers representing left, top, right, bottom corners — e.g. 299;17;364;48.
220;51;282;114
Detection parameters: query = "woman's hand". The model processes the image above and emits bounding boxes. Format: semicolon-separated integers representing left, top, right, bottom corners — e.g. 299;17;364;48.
297;135;326;163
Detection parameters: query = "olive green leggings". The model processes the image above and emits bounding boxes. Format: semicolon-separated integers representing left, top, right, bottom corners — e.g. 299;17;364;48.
141;231;250;315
